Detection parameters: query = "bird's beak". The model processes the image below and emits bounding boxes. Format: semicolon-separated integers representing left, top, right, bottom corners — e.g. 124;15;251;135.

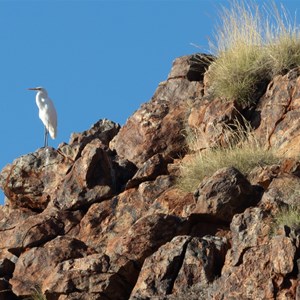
27;88;37;90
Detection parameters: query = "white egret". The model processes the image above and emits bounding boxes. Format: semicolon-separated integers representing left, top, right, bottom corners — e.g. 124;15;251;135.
28;87;57;147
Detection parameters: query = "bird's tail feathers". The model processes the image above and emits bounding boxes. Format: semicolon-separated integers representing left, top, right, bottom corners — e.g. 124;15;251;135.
49;127;57;139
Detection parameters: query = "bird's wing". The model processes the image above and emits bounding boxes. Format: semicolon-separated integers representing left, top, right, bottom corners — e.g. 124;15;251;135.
43;98;57;139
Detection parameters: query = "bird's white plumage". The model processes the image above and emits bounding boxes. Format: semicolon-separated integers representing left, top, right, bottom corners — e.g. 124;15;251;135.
28;87;57;146
35;88;57;139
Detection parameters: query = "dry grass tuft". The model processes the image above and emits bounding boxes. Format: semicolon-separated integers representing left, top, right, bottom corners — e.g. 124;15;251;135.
207;0;300;104
274;206;300;229
177;119;279;192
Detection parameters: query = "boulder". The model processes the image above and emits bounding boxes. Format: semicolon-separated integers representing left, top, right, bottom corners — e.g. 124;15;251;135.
78;175;174;253
10;236;88;297
130;236;192;299
126;153;168;189
130;235;228;299
54;139;115;210
192;167;263;222
69;119;120;149
0;147;73;211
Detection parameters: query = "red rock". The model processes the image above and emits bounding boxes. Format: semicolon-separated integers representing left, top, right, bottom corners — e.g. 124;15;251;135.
192;167;263;222
130;236;191;298
10;236;88;297
0;206;84;258
0;147;73;211
248;164;280;189
130;235;228;299
43;254;137;300
0;205;36;231
54;139;114;210
226;207;273;268
254;67;300;158
153;187;194;217
271;236;296;275
0;208;64;256
172;236;228;294
110;58;204;167
280;157;300;176
188;98;243;151
168;53;214;81
69;119;120;148
110;213;184;264
209;192;299;299
126;153;168;189
78;175;174;253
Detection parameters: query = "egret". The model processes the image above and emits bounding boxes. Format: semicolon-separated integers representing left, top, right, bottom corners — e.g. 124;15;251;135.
28;87;57;147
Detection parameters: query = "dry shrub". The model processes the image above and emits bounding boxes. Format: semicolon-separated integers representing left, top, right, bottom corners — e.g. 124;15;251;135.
177;119;279;192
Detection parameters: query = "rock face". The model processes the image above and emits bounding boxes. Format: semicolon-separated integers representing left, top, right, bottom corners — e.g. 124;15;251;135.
254;67;300;158
0;54;300;299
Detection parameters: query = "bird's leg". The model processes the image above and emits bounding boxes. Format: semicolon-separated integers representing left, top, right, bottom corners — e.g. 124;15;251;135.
44;126;49;147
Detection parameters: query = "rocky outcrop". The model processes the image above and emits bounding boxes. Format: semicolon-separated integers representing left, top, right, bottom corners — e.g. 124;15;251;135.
0;54;300;299
254;67;300;157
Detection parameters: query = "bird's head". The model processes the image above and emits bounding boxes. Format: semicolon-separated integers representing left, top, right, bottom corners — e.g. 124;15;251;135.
28;87;47;95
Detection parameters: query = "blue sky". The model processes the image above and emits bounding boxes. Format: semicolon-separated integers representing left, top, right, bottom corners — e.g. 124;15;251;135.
0;0;299;205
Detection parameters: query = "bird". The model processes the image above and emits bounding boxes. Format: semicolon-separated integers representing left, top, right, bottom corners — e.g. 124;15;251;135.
28;87;57;147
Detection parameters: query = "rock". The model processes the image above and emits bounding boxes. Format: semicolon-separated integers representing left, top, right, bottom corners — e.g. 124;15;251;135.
130;236;191;299
280;157;300;177
254;67;300;158
248;164;280;189
78;175;174;253
10;236;88;297
187;54;215;82
67;119;121;161
172;236;228;294
110;56;205;167
130;235;228;299
153;187;194;217
168;53;214;81
271;236;296;275
70;119;120;147
0;207;84;257
111;213;184;264
225;207;273;268
54;139;115;210
0;147;73;211
38;214;183;300
0;208;64;256
112;156;137;191
187;98;243;151
42;254;136;300
0;205;36;231
192;167;263;222
126;153;168;189
209;194;299;299
210;244;275;299
259;174;300;215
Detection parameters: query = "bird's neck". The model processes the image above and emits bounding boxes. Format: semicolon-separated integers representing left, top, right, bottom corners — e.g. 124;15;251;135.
36;91;48;109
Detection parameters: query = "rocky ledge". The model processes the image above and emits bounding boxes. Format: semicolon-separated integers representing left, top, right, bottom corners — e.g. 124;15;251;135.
0;54;300;299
